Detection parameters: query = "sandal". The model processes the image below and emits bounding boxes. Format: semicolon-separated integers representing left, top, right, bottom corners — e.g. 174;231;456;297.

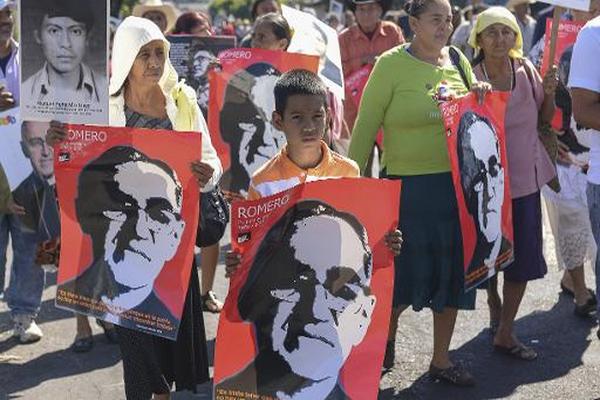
561;283;597;305
429;364;475;387
574;297;597;318
201;291;223;313
96;319;119;344
72;336;94;353
493;343;537;361
382;340;395;370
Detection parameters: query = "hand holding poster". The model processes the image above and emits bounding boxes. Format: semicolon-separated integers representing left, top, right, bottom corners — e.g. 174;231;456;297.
214;178;401;400
19;0;109;124
208;48;319;195
440;92;514;290
54;125;201;340
167;35;236;116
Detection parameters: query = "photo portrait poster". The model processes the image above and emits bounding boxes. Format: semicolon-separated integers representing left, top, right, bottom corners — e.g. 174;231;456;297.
214;178;401;400
541;19;586;130
440;92;514;291
208;48;319;196
0;108;29;189
167;35;236;117
19;0;109;124
54;125;201;340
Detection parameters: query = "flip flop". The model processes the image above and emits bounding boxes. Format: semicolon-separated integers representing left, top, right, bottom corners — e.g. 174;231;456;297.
494;343;537;361
561;284;597;305
429;364;476;387
72;336;94;353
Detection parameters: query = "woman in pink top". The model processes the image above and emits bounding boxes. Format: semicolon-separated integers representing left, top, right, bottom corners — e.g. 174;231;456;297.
468;7;557;361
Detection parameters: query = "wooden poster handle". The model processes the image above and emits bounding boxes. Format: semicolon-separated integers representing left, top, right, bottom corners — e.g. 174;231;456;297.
547;6;565;68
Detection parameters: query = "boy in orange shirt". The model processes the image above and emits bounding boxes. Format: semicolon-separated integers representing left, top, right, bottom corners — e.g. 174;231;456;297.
226;69;402;275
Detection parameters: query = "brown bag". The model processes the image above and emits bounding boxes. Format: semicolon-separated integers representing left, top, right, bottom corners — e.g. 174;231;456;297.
522;59;561;193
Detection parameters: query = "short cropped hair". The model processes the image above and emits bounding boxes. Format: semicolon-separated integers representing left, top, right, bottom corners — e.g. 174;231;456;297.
273;69;329;115
34;0;95;33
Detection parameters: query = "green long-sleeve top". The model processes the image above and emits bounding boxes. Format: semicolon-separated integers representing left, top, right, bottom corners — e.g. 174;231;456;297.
348;44;475;176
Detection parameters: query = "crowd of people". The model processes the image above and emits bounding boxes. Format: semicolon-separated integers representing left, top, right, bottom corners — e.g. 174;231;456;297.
1;0;599;398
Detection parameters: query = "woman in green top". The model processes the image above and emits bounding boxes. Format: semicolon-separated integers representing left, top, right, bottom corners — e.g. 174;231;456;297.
348;0;490;387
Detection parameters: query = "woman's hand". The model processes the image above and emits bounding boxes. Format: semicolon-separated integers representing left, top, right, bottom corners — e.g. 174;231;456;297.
225;250;242;278
190;160;214;189
385;229;403;256
543;65;559;96
46;120;68;146
557;140;571;165
472;81;493;105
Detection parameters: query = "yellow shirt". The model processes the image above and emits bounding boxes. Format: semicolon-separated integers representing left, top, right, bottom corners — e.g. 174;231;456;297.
248;141;360;200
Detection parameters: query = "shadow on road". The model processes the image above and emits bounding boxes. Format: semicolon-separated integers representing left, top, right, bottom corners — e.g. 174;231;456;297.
379;295;595;400
0;333;121;397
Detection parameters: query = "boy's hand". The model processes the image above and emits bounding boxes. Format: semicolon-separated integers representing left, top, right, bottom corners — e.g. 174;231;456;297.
385;229;403;256
225;250;242;278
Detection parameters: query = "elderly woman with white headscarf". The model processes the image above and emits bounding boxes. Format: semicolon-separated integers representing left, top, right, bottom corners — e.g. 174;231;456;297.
47;16;221;400
468;7;558;361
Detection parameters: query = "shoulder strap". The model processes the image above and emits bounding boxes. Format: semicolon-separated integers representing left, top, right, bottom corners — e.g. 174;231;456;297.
521;58;538;102
449;47;471;90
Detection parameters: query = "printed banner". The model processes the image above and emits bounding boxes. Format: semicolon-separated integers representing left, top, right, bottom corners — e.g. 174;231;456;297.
541;19;586;130
0;112;60;239
54;125;201;340
167;35;236;116
440;92;514;290
214;178;401;400
283;5;345;99
208;48;319;196
19;0;109;124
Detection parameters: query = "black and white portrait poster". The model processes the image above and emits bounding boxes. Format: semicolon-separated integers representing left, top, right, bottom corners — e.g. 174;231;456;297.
441;92;514;290
208;48;319;196
0;113;60;239
55;125;201;340
167;35;236;117
214;178;401;400
19;0;109;124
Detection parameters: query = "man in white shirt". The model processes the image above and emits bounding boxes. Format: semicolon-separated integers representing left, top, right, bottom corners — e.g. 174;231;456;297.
569;15;600;338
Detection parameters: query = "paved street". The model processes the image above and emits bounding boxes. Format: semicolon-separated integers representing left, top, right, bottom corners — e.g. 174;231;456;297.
1;218;600;400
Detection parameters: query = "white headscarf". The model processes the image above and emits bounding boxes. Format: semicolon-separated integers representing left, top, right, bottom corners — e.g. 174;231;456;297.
109;16;178;96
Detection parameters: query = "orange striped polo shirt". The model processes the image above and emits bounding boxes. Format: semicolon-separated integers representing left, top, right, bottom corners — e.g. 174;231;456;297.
247;141;360;200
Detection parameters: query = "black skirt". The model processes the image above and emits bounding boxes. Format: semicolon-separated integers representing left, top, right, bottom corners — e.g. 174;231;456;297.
115;262;209;400
383;172;476;312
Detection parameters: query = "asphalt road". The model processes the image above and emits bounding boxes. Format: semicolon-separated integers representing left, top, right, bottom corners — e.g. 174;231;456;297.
1;216;600;400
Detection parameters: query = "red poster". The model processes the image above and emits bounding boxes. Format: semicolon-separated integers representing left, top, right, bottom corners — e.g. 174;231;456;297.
214;178;400;400
54;125;201;340
541;19;585;76
208;48;319;196
541;19;586;130
440;92;514;290
345;64;383;148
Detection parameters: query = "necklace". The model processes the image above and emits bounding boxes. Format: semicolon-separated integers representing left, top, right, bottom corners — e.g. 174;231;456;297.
481;57;514;91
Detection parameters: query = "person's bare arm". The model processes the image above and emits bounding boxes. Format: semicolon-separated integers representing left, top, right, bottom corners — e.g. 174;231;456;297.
572;88;600;131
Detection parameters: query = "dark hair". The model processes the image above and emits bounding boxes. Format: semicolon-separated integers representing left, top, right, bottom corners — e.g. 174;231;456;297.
404;0;447;18
34;0;95;33
253;12;292;49
274;69;329;115
456;111;499;215
172;11;212;35
251;0;281;20
76;146;182;257
237;199;372;324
